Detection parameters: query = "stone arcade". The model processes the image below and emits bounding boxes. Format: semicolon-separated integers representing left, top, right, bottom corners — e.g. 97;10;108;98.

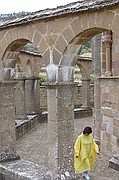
0;0;119;179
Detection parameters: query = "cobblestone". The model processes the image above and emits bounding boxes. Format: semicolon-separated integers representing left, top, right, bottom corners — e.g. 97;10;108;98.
16;116;119;180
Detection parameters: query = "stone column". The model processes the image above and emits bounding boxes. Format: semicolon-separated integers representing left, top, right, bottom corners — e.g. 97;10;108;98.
104;31;112;76
101;33;106;76
34;78;41;113
93;35;102;142
81;78;90;108
46;82;75;178
25;78;35;114
0;81;20;162
25;77;40;114
15;78;27;119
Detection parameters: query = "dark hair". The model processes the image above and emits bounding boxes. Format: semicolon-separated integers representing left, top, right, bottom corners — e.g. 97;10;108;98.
83;127;92;135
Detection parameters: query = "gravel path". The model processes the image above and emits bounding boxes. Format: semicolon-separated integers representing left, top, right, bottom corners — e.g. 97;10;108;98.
16;116;119;180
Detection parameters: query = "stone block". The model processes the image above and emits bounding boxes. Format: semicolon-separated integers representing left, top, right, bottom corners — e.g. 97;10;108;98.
32;30;42;47
23;123;28;136
88;12;96;28
109;156;119;171
0;160;57;180
38;37;48;55
55;34;67;53
71;17;83;36
62;26;74;44
74;108;93;118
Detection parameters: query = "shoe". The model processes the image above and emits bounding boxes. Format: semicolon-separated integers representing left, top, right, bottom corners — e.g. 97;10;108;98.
82;172;90;180
85;173;90;180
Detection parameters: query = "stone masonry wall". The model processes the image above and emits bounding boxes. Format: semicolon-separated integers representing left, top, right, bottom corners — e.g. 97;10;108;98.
40;84;94;110
100;77;119;157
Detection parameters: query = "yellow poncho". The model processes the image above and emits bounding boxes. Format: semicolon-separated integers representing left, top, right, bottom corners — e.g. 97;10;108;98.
74;133;99;174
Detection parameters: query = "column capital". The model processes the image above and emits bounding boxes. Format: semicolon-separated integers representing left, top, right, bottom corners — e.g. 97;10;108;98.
102;35;112;48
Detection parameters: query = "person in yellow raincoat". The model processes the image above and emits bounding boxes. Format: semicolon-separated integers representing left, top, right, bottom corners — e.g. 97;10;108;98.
74;127;99;180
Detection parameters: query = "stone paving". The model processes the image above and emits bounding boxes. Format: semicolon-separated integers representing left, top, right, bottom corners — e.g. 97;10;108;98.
16;116;119;180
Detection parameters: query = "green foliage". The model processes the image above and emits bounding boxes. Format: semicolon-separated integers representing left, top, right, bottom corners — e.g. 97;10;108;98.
22;43;40;53
85;41;91;49
80;48;91;54
90;74;94;84
80;40;92;54
39;75;47;85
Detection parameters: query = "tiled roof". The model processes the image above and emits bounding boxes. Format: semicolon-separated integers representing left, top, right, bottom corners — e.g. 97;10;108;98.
0;0;119;28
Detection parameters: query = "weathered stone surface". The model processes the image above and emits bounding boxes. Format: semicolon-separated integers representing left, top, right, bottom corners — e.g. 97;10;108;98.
0;160;57;180
109;156;119;171
40;85;94;110
46;82;75;176
1;0;119;177
0;81;20;162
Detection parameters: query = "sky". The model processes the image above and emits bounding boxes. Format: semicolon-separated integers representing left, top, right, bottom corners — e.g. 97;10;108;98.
0;0;78;14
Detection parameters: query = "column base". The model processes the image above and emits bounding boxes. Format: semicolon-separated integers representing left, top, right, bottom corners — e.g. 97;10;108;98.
105;71;112;76
0;146;20;162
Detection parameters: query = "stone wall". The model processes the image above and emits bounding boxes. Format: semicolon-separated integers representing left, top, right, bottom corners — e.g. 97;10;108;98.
100;77;119;156
40;84;94;110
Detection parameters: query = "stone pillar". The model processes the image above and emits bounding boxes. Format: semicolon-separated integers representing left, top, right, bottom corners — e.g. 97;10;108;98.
101;33;106;76
0;81;20;162
25;77;40;114
93;35;102;142
25;78;35;114
81;78;90;108
46;82;75;178
104;31;112;76
15;78;27;119
34;78;41;113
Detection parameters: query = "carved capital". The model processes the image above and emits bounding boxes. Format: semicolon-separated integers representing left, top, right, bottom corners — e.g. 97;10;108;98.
102;35;112;48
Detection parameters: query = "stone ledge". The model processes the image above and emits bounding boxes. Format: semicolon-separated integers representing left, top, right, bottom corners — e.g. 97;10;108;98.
74;108;93;119
0;160;56;180
0;160;81;180
16;108;93;140
15;114;47;140
109;155;119;171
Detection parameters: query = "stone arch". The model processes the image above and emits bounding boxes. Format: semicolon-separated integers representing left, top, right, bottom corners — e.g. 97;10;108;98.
2;39;29;64
1;39;30;80
53;9;119;66
59;28;105;66
1;36;43;80
0;24;48;61
76;60;92;80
